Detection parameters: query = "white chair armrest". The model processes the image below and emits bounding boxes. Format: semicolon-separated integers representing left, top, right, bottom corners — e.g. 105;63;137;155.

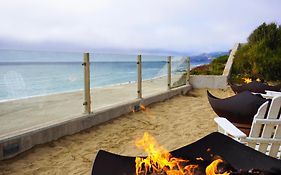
251;92;273;99
265;90;281;97
214;117;247;138
261;94;273;99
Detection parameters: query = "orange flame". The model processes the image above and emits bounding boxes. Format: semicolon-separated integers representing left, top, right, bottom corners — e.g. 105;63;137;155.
135;132;230;175
130;105;146;113
196;157;204;161
140;105;146;111
206;159;229;175
242;77;252;84
140;104;156;119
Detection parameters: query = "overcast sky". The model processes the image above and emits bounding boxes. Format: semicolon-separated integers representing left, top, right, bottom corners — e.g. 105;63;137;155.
0;0;280;55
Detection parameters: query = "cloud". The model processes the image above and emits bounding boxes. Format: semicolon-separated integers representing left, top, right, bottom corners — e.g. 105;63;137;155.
0;0;280;54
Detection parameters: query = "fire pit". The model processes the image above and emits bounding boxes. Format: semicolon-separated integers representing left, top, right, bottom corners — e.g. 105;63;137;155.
230;81;281;94
207;90;269;135
91;132;281;175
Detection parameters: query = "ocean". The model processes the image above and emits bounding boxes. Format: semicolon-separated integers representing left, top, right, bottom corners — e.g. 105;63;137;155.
0;50;211;101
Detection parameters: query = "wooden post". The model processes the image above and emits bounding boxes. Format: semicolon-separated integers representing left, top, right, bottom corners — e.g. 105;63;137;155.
83;53;91;114
137;55;142;98
167;56;172;90
186;56;190;84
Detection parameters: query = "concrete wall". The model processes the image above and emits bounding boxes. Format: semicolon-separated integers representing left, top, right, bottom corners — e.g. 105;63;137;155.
223;43;240;78
190;75;228;89
189;43;240;89
0;85;191;160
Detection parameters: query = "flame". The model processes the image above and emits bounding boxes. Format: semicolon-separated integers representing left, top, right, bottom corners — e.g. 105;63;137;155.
140;104;156;119
130;105;146;113
242;77;252;84
135;132;230;175
196;157;204;161
242;77;262;83
140;105;146;111
135;132;191;175
206;159;228;175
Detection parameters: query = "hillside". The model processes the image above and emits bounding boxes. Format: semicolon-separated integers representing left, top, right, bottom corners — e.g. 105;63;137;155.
190;54;229;75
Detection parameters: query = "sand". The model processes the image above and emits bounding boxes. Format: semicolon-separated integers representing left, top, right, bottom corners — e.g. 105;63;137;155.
0;88;234;175
0;75;185;136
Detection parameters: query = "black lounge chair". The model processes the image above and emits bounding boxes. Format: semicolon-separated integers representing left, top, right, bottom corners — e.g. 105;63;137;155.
91;132;281;175
207;90;269;135
230;81;281;94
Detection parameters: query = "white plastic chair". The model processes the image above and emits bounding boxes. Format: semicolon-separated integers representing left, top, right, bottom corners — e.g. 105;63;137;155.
214;95;281;159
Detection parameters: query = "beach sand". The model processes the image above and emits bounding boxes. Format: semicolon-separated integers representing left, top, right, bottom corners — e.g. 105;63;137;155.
0;75;184;136
0;88;234;175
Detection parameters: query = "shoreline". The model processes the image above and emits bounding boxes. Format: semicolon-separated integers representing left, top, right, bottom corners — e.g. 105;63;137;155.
0;60;205;103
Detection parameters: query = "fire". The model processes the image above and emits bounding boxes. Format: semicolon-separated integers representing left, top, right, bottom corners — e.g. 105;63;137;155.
140;105;146;111
131;105;146;113
140;105;156;119
131;104;156;119
242;77;252;84
242;77;262;83
135;132;230;175
205;159;226;175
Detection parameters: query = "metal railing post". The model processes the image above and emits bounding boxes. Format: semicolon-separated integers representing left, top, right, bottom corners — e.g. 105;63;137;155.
167;56;172;90
83;53;91;114
137;55;142;98
186;56;190;84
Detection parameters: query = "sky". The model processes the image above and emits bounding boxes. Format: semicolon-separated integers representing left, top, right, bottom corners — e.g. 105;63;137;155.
0;0;280;55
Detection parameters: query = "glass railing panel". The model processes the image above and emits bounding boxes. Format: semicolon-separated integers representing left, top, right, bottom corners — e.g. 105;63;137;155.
0;50;84;136
171;56;188;88
142;55;167;96
91;53;137;110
